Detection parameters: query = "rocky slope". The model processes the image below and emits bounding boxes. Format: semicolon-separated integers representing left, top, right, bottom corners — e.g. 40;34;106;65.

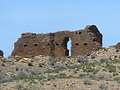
0;47;120;90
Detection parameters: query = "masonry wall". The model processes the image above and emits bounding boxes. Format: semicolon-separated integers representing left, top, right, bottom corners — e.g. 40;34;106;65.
12;33;51;57
53;31;72;57
11;32;72;58
0;50;4;57
115;42;120;49
71;25;102;57
11;25;102;58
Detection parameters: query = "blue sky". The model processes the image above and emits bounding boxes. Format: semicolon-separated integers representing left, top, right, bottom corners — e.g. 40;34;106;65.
0;0;120;57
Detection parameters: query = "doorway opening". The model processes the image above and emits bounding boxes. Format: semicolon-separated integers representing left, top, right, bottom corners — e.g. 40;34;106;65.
67;37;72;56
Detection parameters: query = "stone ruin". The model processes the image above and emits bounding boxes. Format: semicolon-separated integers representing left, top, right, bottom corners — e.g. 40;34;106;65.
115;42;120;49
0;50;4;58
11;25;103;58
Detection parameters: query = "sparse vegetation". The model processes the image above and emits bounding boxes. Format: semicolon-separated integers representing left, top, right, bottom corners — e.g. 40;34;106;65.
114;76;120;83
83;79;92;85
99;82;108;90
0;52;120;90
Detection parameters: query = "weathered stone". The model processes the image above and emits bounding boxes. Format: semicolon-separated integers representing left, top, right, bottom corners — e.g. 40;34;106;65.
11;25;102;58
88;47;120;60
115;42;120;49
0;50;4;58
71;25;102;57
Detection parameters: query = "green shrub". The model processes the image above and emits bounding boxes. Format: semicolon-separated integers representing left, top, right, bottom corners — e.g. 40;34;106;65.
106;64;116;73
28;62;33;66
56;73;67;78
114;76;120;83
99;83;108;90
79;73;88;79
83;79;92;85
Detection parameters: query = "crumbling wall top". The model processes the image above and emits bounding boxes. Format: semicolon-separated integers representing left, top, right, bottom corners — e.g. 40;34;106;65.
22;33;37;38
12;25;103;58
